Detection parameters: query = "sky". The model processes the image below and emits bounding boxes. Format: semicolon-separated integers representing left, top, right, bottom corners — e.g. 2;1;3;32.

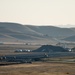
0;0;75;27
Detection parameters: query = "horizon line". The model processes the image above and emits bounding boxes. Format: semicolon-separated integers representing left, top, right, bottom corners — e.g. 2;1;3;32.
0;21;75;28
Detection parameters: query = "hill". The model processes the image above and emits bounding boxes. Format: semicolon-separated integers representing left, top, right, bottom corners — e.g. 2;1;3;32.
33;45;68;52
0;22;55;44
0;22;75;43
62;28;75;42
26;25;75;38
63;35;75;42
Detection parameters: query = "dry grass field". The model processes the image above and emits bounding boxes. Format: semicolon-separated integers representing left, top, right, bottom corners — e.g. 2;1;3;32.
0;62;75;75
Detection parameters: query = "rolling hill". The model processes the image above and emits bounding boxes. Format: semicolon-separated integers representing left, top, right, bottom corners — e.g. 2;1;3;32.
63;35;75;42
26;25;75;38
0;22;75;43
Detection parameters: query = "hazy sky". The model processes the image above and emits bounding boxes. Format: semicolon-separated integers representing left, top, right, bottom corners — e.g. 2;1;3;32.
0;0;75;27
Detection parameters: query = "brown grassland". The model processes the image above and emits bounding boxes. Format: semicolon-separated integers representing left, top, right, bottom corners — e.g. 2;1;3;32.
0;62;75;75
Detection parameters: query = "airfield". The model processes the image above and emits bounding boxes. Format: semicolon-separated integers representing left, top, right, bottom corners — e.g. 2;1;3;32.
0;44;75;75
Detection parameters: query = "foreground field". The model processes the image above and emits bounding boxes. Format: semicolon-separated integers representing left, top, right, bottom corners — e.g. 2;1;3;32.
0;62;75;75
